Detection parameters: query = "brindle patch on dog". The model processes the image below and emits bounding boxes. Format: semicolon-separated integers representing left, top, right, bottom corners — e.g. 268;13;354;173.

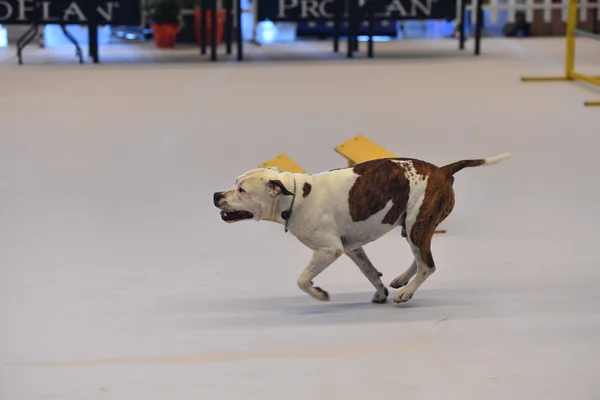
406;159;456;266
349;157;455;234
302;182;312;198
409;182;454;254
348;159;411;225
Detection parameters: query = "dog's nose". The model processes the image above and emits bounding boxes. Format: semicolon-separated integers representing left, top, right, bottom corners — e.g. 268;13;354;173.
213;192;224;206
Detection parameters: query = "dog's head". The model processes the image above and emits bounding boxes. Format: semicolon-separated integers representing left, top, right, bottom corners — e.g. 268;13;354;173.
213;167;295;223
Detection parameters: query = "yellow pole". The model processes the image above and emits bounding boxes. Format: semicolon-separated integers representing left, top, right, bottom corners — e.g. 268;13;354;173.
565;0;578;79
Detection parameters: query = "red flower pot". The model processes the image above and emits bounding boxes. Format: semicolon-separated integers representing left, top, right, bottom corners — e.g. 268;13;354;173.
194;9;225;45
152;23;181;48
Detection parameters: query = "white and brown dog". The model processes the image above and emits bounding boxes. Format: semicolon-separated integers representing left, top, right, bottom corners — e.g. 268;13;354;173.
213;154;509;304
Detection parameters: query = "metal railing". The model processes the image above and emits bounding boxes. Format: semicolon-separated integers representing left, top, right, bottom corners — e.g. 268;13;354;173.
519;0;600;107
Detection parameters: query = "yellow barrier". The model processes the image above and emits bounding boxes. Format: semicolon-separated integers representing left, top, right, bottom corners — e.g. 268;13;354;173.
335;134;446;235
521;0;600;107
258;153;306;174
335;134;398;167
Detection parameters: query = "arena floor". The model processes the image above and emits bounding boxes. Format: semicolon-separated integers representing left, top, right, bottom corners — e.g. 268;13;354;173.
1;37;600;400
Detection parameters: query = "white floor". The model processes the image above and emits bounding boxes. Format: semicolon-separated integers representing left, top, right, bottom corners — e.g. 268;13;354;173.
1;37;600;400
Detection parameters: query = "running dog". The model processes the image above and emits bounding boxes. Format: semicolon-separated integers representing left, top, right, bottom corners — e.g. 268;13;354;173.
213;154;509;303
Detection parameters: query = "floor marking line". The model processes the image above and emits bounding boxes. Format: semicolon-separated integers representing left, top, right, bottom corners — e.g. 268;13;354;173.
7;342;432;367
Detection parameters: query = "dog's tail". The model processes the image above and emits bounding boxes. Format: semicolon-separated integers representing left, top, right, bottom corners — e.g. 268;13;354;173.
441;153;510;176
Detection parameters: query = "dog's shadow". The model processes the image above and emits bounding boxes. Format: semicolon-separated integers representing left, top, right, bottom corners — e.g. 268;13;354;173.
170;287;488;330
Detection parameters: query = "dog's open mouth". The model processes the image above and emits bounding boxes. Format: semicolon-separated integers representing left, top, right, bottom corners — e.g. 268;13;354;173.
220;210;254;222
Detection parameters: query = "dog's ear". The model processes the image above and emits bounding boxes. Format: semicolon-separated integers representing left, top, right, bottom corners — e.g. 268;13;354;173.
267;179;294;196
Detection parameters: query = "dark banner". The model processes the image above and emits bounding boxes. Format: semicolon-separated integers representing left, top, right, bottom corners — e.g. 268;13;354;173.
0;0;142;25
258;0;457;22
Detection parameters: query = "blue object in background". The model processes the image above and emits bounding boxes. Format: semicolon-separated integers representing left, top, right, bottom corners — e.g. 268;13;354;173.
256;20;278;43
0;25;7;47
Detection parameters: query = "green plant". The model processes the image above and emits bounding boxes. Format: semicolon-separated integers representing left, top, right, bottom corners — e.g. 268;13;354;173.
147;0;182;25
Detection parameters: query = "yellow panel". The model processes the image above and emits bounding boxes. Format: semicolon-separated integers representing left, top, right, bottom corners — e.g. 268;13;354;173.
335;135;397;166
258;153;306;174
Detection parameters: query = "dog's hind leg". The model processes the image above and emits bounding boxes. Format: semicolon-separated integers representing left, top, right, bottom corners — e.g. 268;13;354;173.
389;259;417;289
394;228;436;303
346;247;388;303
390;211;418;289
394;187;453;303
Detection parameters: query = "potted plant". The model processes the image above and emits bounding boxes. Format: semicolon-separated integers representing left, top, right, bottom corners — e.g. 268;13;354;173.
147;0;182;48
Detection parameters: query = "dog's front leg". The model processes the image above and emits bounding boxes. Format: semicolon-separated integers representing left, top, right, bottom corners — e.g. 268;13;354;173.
297;247;343;301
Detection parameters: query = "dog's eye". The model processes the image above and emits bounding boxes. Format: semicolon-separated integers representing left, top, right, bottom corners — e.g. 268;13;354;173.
238;187;245;193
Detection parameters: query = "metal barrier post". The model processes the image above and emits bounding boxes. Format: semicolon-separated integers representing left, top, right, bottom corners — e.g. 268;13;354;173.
565;0;577;78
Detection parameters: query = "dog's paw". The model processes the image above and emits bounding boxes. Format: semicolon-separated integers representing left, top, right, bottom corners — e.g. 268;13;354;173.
393;289;413;303
389;277;410;289
311;286;330;301
371;288;389;304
